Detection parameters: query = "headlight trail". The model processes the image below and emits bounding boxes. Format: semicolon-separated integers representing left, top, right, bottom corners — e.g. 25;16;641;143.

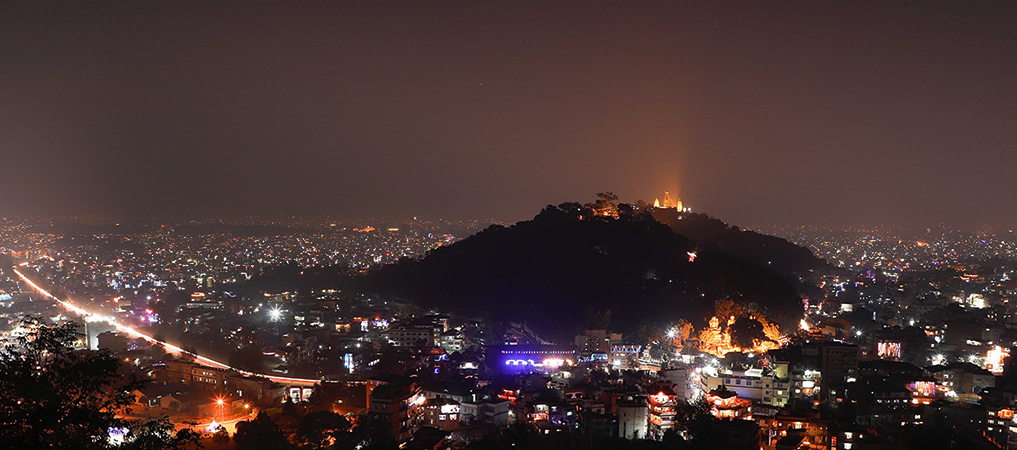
14;268;320;386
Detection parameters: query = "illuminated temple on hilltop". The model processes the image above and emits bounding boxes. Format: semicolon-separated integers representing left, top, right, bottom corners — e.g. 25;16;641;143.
653;190;689;212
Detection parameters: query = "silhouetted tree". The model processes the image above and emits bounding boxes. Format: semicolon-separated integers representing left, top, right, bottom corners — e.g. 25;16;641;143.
294;411;351;449
211;427;230;447
587;192;620;217
350;414;397;450
234;411;290;450
0;317;199;449
229;346;267;373
729;316;765;349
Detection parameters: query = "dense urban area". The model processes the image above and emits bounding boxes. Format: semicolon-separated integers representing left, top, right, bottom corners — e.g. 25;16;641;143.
4;1;1013;449
4;202;1017;450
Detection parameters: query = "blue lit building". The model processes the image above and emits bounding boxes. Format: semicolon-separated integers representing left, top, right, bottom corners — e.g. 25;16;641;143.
487;345;577;374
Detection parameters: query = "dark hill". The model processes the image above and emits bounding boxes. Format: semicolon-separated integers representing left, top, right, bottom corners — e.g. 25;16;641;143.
650;209;828;276
360;203;807;343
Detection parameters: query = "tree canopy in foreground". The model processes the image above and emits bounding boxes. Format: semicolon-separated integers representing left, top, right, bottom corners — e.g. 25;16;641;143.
0;317;199;449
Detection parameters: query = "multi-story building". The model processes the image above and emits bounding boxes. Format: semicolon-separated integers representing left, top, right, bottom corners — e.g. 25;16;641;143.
438;329;465;353
928;362;995;395
158;360;229;388
575;329;622;355
368;382;426;444
153;360;283;404
647;386;679;439
705;368;790;407
821;342;861;400
985;406;1015;448
459;398;510;427
385;322;437;348
617;396;648;440
660;366;704;402
610;344;641;369
770;340;859;403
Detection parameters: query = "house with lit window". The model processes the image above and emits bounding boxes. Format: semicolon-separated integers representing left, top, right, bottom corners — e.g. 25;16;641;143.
706;387;752;420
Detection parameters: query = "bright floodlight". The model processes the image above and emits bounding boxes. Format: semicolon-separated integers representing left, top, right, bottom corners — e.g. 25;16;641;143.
666;329;676;339
269;306;282;321
205;421;220;433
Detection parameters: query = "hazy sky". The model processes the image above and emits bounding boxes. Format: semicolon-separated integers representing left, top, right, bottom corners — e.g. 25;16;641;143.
1;1;1015;227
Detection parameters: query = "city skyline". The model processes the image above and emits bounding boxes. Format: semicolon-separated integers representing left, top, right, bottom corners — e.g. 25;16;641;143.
5;3;1017;448
2;2;1016;227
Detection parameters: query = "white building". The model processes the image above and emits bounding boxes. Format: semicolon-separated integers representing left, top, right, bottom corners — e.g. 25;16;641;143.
385;323;436;347
706;368;790;407
617;397;648;439
438;329;465;353
660;367;703;401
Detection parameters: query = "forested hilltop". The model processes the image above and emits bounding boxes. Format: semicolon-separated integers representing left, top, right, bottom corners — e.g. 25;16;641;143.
361;199;826;342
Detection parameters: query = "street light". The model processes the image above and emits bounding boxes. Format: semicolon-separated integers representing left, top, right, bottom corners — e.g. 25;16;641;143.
216;398;225;423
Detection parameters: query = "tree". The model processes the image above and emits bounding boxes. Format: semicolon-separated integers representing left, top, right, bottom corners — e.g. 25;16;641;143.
211;427;230;448
0;317;199;449
586;192;620;217
729;316;765;349
234;411;290;450
294;411;351;449
229;346;267;374
349;414;397;450
713;299;744;327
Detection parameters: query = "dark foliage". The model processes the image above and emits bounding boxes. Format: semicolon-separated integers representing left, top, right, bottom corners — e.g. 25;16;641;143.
229;346;267;374
234;411;291;450
729;316;766;349
0;317;200;450
293;411;351;449
211;427;230;447
649;209;829;276
348;414;398;450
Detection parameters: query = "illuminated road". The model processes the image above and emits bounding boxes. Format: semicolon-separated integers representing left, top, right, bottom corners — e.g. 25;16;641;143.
14;267;320;387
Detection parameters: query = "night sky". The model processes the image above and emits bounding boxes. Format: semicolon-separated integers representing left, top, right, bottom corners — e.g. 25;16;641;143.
2;2;1015;227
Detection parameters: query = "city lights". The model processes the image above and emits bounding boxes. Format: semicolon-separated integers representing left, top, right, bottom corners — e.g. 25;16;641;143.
0;3;1009;449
